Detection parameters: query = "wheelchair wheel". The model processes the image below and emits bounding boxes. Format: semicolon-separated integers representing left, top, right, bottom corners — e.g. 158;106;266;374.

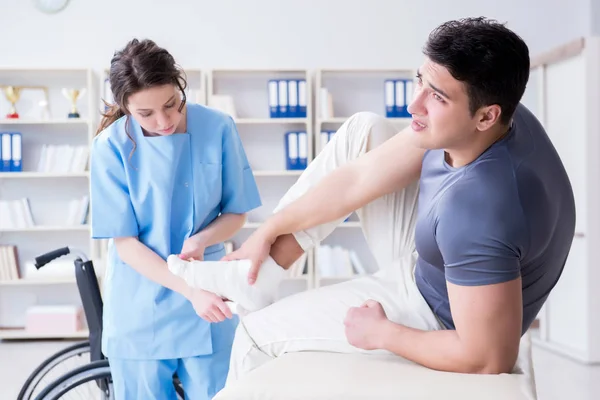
33;360;111;400
18;341;91;400
34;359;186;400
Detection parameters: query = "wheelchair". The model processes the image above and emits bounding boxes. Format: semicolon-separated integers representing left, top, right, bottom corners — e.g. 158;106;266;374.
16;247;185;400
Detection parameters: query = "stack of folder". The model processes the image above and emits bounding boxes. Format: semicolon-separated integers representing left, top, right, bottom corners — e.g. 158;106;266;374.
268;79;307;118
0;132;22;172
284;131;307;170
384;79;414;118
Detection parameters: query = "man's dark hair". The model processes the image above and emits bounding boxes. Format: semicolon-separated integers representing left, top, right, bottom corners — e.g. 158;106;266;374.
423;17;530;125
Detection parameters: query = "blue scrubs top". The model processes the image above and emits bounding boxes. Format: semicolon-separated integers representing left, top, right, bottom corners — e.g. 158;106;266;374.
90;103;261;360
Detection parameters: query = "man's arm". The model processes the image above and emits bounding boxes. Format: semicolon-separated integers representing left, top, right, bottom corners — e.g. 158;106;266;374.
378;278;522;374
265;125;423;269
224;125;424;281
345;175;525;373
263;126;424;239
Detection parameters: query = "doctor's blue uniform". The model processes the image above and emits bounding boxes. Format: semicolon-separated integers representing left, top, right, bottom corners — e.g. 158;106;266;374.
90;103;261;399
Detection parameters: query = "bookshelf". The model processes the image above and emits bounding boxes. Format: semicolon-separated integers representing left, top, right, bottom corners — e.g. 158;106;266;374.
0;65;424;339
313;68;415;287
0;68;96;339
207;69;313;298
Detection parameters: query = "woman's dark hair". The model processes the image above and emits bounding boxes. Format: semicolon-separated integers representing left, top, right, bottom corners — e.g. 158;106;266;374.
423;17;530;125
96;38;188;154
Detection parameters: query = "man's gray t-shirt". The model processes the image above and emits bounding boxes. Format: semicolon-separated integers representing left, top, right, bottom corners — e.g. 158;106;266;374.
414;103;576;334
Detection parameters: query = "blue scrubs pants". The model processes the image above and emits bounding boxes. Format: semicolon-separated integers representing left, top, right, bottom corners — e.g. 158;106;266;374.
110;345;233;400
109;316;238;400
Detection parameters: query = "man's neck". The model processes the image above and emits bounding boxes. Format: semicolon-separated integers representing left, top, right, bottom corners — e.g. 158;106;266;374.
445;123;511;168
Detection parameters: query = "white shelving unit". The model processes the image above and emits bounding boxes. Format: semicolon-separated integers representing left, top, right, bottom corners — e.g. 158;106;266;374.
523;37;600;364
0;65;425;339
312;69;414;288
0;68;96;340
208;69;313;298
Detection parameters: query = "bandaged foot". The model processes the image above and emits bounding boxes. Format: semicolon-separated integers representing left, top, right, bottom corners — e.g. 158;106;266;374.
167;255;287;314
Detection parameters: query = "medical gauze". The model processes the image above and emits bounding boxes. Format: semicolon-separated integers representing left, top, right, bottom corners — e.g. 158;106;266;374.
167;255;287;313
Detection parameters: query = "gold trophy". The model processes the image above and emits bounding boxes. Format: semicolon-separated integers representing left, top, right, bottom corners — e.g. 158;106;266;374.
3;86;22;119
62;88;86;118
1;85;49;120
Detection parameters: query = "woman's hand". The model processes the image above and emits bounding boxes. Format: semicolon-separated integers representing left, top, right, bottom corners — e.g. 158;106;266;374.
221;227;276;285
187;287;233;323
179;235;207;261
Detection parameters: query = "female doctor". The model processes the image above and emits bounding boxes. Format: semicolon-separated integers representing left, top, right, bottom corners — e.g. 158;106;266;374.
90;38;261;399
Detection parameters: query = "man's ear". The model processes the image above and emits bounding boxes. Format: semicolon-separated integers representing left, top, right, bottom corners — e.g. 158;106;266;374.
475;105;502;131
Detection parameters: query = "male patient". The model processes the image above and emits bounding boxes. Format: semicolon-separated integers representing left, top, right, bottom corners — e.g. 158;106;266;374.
169;17;575;381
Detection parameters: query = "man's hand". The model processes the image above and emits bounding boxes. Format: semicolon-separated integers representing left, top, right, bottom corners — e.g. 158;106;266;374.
179;235;206;261
187;287;233;323
221;227;275;285
373;279;523;374
344;300;389;350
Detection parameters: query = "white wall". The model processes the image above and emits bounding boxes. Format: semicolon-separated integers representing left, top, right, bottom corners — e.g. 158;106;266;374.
0;0;590;71
590;0;600;36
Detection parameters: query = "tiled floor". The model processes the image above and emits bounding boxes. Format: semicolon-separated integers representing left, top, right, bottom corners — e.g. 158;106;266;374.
1;339;599;399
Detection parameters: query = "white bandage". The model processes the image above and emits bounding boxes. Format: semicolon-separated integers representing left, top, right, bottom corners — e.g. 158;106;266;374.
167;255;287;314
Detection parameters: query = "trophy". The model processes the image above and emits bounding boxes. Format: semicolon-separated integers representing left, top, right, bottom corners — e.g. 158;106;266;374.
62;88;86;118
3;86;22;119
1;85;49;120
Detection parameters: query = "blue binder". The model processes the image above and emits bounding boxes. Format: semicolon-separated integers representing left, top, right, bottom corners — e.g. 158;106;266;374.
268;80;279;118
278;80;289;117
298;79;307;118
404;79;414;117
297;131;307;169
1;132;11;172
384;80;395;118
395;80;405;117
285;131;299;170
288;80;298;118
10;132;22;172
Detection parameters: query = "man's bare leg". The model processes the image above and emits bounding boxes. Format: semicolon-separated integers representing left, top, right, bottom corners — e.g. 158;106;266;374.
270;233;304;269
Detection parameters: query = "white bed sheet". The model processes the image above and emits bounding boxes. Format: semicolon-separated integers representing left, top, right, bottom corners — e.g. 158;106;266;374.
214;332;537;400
